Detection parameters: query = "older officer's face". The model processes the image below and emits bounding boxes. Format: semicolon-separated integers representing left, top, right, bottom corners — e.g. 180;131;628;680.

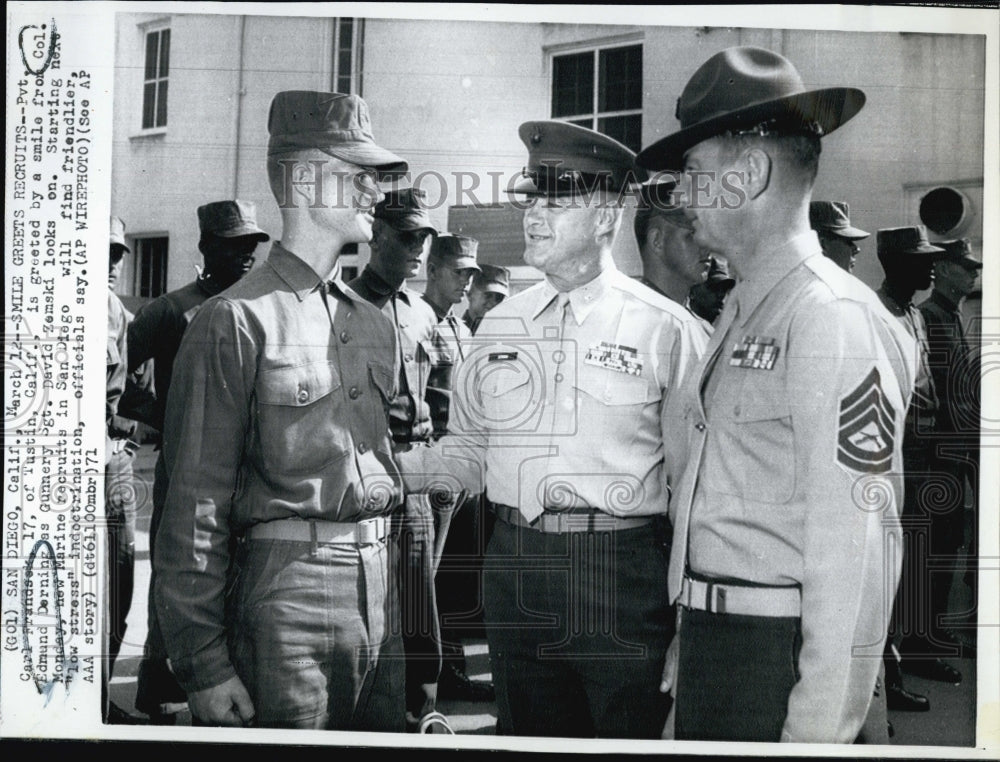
522;195;602;276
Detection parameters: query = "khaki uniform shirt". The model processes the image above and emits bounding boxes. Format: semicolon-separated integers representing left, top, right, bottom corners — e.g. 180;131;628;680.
667;232;916;742
399;264;709;520
348;268;438;443
422;295;471;437
919;290;979;436
155;243;401;692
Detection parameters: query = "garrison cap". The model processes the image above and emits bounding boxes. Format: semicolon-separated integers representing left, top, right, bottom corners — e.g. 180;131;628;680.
267;90;407;175
430;234;480;271
637;46;866;171
197;200;270;241
511;120;639;197
938;238;982;269
877;226;946;257
809;201;869;240
471;263;510;296
374;187;438;234
705;256;736;289
110;216;130;253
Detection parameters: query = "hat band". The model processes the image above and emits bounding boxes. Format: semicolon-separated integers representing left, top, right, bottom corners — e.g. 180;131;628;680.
723;117;825;139
522;167;622;195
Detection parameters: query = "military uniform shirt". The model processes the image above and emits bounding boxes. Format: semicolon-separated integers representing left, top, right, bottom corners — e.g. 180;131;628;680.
399;264;709;520
919;290;976;435
106;292;129;456
154;242;401;692
349;268;438;443
667;232;916;743
128;276;222;432
422;295;471;437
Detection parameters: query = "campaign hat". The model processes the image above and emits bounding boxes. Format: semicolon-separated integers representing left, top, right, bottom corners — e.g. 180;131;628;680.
637;46;866;171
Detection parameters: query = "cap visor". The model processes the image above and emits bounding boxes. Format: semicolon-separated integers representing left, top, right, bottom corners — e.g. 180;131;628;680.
637;88;866;171
834;225;870;240
217;226;271;241
324;142;408;175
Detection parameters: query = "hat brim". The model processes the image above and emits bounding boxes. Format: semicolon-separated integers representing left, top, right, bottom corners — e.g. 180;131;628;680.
322;142;408;176
479;284;509;295
637;87;867;171
215;226;271;242
823;225;870;241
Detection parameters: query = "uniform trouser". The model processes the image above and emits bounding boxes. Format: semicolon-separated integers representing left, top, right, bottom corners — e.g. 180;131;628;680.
483;518;673;738
103;446;137;718
135;453;188;715
674;607;801;742
397;491;456;715
436;493;492;669
227;535;404;730
888;438;964;661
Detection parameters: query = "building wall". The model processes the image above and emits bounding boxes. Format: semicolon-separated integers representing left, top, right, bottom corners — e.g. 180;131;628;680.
111;13;986;305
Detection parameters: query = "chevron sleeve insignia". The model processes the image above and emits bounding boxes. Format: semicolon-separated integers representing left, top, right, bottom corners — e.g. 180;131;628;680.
837;367;896;474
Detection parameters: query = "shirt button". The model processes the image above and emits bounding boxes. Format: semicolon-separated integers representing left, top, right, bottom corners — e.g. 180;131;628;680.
297;388;309;403
404;353;413;363
695;422;706;432
349;386;361;399
340;331;350;343
357;442;369;454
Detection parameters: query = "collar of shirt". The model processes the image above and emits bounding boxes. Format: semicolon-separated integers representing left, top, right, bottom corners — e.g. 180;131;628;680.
532;264;619;325
928;288;960;316
876;282;916;317
731;230;820;324
265;241;354;305
637;275;669;299
421;293;453;322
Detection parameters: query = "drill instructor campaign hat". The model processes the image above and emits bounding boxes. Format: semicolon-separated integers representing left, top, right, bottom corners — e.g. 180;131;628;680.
636;46;866;171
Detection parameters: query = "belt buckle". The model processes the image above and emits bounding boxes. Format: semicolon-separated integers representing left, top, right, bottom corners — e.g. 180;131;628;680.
357;516;385;545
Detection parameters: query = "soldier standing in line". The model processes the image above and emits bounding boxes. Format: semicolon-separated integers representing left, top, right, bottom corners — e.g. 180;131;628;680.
128;199;270;723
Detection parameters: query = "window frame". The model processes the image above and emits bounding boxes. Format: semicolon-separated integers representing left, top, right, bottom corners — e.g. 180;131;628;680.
331;17;365;96
548;37;644;151
138;20;170;135
129;234;170;299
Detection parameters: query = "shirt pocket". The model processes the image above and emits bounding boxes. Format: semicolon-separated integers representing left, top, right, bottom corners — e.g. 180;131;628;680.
705;391;796;504
255;361;348;475
485;369;538;433
574;362;658;407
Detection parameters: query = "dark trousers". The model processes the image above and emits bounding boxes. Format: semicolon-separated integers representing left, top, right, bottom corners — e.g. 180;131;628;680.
484;518;673;738
397;491;456;715
103;447;137;719
887;436;965;668
227;536;404;730
135;453;187;715
675;607;801;742
436;493;492;669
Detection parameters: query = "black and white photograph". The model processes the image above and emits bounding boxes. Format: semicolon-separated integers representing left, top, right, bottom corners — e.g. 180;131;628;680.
3;2;998;756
